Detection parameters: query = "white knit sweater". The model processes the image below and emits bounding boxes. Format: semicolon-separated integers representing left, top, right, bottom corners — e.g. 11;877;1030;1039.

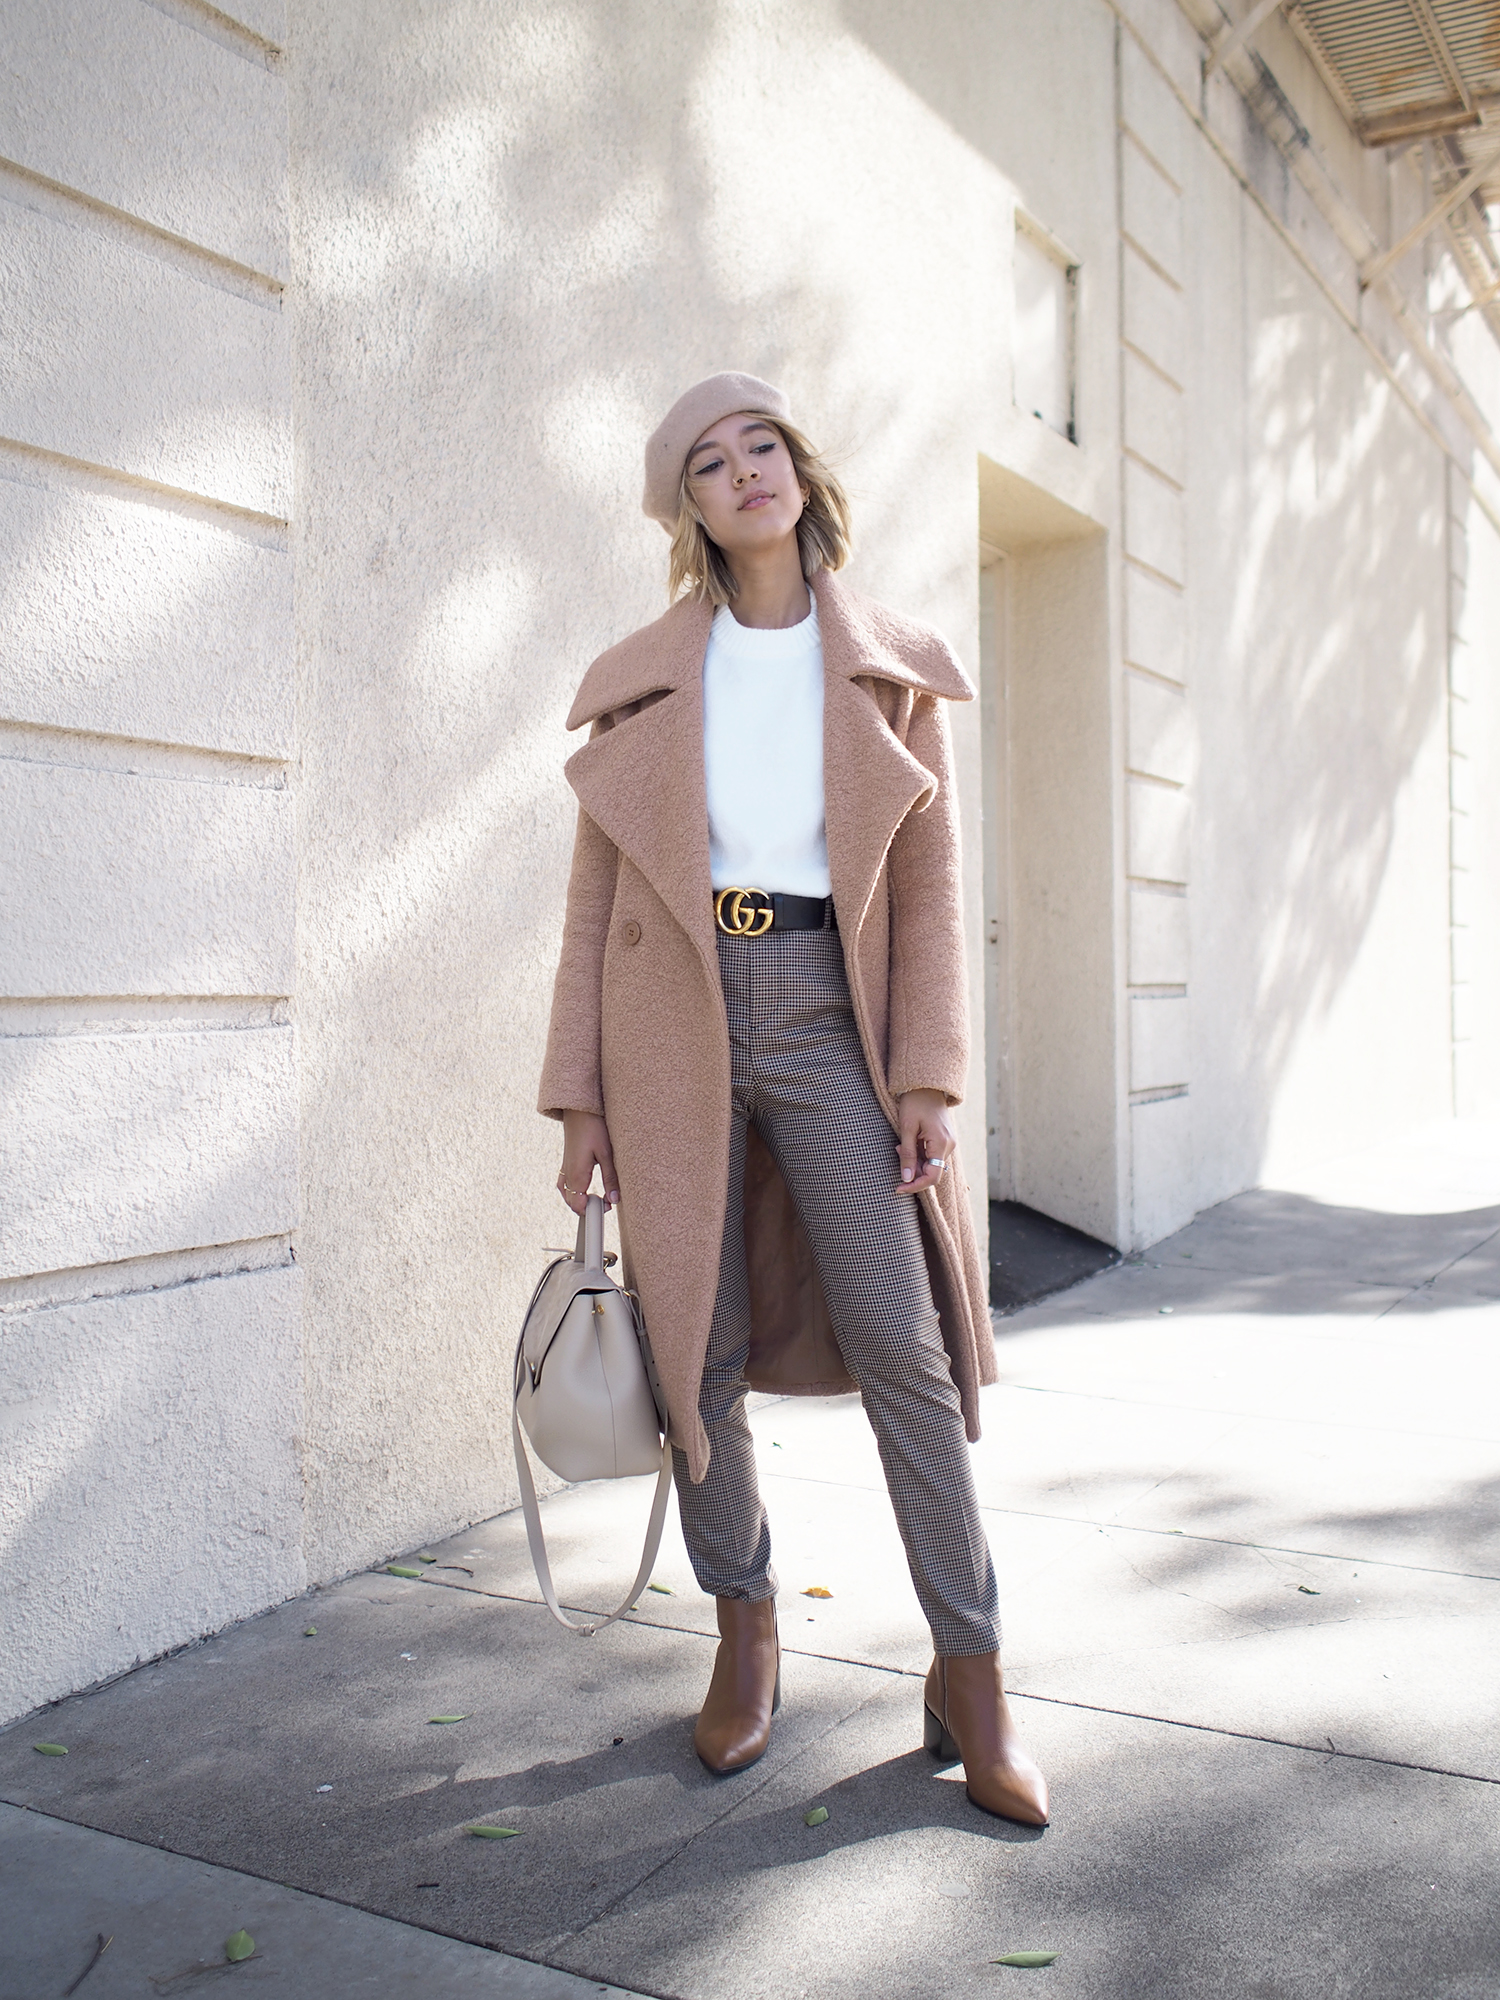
702;594;831;899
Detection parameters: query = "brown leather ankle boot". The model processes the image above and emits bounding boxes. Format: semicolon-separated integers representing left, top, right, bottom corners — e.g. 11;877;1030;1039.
694;1596;781;1774
924;1653;1049;1826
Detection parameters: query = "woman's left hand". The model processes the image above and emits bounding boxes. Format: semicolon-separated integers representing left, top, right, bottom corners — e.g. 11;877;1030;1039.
896;1089;957;1194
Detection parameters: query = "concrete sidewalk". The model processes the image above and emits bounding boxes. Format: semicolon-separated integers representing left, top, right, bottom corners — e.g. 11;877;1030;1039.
3;1118;1498;1999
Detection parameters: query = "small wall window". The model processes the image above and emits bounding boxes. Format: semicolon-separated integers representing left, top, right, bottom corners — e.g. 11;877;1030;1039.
1013;215;1077;442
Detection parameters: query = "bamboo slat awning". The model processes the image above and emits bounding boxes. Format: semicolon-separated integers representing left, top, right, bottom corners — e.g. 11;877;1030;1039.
1289;2;1500;158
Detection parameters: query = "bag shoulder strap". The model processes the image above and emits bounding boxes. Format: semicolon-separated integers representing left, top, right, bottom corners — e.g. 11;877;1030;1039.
511;1390;673;1637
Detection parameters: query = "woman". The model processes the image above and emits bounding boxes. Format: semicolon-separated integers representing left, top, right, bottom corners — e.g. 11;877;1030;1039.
538;372;1047;1827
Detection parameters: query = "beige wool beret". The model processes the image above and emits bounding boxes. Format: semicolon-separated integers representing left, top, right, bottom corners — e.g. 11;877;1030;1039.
642;371;792;528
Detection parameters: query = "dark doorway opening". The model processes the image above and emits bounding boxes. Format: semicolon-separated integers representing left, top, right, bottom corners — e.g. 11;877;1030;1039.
989;1199;1118;1314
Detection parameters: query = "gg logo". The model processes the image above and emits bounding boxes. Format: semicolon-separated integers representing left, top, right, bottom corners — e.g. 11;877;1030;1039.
714;887;774;937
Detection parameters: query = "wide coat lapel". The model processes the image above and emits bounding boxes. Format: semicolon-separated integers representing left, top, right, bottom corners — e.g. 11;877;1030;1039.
562;597;718;981
816;575;939;946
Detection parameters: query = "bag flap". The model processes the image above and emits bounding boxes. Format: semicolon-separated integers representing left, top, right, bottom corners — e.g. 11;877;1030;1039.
520;1260;610;1372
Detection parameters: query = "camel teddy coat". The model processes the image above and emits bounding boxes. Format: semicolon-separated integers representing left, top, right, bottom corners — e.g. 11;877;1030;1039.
538;569;997;1483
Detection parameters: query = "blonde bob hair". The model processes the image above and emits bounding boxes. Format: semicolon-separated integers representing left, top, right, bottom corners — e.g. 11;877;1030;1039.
667;415;852;605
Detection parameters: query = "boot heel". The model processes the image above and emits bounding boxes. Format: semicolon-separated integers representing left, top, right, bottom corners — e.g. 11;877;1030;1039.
923;1703;960;1762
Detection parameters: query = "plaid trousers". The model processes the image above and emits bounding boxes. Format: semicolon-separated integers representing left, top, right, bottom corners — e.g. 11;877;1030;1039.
672;926;1001;1656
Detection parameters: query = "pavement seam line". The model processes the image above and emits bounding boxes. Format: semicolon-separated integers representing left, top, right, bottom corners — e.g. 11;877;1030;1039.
997;1689;1500;1785
0;1800;676;2000
724;1475;1500;1584
992;1380;1500;1444
1375;1220;1500;1318
360;1584;1500;1789
550;1680;892;1949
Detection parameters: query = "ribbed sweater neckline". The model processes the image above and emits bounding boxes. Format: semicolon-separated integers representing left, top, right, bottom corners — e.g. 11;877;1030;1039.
709;593;820;660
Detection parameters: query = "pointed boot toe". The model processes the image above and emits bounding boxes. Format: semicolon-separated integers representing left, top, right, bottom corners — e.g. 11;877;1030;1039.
924;1653;1049;1828
694;1597;781;1775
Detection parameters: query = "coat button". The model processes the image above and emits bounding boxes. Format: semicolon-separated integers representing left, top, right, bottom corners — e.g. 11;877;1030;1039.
622;920;642;945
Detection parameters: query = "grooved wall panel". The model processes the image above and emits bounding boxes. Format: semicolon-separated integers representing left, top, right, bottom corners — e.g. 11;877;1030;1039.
1128;779;1190;882
0;205;288;515
0;478;292;755
0;762;294;996
1122;137;1183;280
1122;242;1184;381
1448;630;1472;700
1130;1090;1193;1242
1124;562;1187;682
1121;28;1188;184
1124;347;1185;484
0;0;288;278
1124;456;1185;583
1129;886;1190;985
1127;672;1195;782
0;1265;304;1718
1130;992;1191;1091
0;1026;296;1278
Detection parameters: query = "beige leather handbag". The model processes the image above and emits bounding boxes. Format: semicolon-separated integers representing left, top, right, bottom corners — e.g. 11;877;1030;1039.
512;1194;673;1633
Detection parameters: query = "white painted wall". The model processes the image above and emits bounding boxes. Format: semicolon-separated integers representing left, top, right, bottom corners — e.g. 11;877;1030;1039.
4;0;1499;1722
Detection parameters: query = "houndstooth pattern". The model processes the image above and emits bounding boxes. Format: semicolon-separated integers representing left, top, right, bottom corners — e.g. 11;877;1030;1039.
671;926;1001;1656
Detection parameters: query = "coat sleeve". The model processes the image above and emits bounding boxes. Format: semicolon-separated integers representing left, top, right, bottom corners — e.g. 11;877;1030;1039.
885;692;970;1105
536;791;619;1122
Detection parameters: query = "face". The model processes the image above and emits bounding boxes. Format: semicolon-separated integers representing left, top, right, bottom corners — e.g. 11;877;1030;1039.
684;415;807;562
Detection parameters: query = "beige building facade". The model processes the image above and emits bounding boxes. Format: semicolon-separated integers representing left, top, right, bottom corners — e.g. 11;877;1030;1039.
3;0;1499;1722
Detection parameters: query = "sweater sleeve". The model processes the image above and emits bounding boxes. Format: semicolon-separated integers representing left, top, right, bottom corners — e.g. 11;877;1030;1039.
885;693;970;1105
536;791;619;1122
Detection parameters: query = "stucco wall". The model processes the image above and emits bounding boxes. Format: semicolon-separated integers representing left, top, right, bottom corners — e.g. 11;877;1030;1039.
0;0;300;1724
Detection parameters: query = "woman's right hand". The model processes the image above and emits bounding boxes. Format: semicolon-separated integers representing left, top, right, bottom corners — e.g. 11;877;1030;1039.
558;1110;620;1214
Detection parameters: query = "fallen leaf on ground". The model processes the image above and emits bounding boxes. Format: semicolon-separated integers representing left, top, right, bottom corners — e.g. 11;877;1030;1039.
466;1824;520;1838
303;1627;317;1637
33;1743;67;1756
224;1930;255;1963
428;1714;468;1724
647;1582;672;1594
1298;1585;1321;1596
417;1555;438;1564
386;1564;423;1579
804;1806;829;1826
993;1951;1058;1967
802;1586;833;1599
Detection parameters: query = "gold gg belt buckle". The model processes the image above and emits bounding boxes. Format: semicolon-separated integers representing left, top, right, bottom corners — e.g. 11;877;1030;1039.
715;887;774;936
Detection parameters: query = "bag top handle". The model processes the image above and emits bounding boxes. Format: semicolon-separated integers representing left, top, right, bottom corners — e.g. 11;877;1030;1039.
574;1192;606;1273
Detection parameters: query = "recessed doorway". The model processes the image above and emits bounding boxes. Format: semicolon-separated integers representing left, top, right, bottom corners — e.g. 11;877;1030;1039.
977;453;1122;1259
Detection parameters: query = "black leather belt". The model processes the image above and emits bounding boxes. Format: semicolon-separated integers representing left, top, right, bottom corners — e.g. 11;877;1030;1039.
713;888;837;936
